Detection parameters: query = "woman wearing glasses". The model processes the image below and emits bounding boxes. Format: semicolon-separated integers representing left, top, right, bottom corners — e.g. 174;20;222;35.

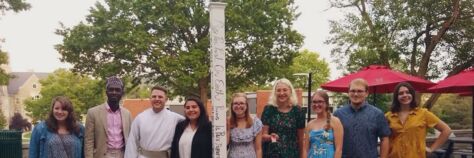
227;93;263;158
303;90;343;158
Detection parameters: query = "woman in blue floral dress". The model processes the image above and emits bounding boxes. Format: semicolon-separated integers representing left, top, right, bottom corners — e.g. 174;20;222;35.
261;78;305;158
227;93;263;158
303;90;343;158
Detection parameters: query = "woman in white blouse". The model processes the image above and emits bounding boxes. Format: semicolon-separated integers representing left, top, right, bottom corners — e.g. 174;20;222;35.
171;97;212;158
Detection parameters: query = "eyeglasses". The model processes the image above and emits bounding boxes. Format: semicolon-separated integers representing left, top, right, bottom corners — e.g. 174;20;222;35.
349;89;366;94
312;100;326;104
232;102;246;106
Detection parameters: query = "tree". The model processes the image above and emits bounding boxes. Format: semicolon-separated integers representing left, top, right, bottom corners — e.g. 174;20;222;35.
0;108;6;129
0;0;30;13
286;49;330;90
8;112;31;131
25;69;104;122
326;0;474;109
126;84;151;99
431;94;471;129
0;0;31;85
55;0;303;102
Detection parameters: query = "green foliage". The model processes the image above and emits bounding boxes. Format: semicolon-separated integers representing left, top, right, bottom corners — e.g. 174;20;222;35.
326;0;474;77
0;52;11;85
0;108;6;129
286;50;330;90
330;92;391;112
126;84;151;99
431;94;472;129
369;93;391;113
25;69;104;122
330;92;349;108
0;0;30;13
0;0;30;85
8;112;31;131
55;0;303;99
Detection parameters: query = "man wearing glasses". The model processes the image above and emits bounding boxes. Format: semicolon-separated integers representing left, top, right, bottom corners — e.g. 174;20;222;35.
333;78;391;158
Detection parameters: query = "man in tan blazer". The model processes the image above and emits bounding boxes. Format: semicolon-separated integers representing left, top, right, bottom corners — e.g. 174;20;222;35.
85;76;132;158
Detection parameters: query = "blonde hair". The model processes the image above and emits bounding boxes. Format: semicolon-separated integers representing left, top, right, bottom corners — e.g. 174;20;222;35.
268;78;298;107
349;78;369;91
228;93;253;129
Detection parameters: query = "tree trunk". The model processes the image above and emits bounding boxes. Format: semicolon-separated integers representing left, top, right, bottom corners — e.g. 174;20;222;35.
198;76;209;107
417;0;460;77
423;57;473;109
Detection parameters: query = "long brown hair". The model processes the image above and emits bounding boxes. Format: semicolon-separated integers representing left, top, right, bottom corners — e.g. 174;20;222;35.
312;90;332;131
229;93;253;129
45;96;80;135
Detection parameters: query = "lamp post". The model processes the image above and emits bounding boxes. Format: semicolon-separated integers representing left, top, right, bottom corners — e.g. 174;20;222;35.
293;72;312;122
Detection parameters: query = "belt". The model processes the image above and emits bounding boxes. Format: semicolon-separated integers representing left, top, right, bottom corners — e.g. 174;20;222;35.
139;149;169;158
107;147;125;151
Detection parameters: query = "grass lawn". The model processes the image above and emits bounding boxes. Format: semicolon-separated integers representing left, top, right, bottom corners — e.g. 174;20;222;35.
22;131;31;143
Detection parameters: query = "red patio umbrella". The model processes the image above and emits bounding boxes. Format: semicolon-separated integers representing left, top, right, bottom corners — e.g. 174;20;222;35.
321;65;436;93
427;68;474;93
427;68;474;138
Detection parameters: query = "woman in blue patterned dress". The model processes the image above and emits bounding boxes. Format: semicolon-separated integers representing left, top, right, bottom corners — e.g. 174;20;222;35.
303;90;343;158
227;93;263;158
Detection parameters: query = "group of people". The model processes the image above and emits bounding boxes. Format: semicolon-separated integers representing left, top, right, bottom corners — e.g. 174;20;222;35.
233;78;451;158
28;76;452;158
29;76;212;158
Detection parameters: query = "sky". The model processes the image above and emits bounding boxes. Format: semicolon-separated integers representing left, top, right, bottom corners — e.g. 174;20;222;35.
0;0;343;79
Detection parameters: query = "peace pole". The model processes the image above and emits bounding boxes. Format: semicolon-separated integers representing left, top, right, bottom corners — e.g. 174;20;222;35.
209;2;227;158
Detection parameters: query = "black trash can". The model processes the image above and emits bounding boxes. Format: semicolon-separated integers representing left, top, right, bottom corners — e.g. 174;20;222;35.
0;130;22;158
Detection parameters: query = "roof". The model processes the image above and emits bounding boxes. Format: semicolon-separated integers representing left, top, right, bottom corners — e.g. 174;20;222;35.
7;72;49;95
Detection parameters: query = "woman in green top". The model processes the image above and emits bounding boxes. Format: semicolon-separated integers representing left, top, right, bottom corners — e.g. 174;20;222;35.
261;78;306;158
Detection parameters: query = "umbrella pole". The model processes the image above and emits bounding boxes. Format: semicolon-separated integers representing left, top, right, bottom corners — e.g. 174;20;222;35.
373;87;376;105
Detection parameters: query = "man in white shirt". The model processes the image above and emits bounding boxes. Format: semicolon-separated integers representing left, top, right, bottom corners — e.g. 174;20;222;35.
125;86;185;158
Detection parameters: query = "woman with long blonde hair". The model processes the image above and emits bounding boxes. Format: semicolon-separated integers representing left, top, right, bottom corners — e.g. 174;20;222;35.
261;78;305;158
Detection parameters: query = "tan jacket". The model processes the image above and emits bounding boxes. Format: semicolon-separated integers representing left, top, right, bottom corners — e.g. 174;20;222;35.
84;103;132;158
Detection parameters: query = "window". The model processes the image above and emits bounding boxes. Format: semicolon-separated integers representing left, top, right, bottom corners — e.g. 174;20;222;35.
32;84;37;88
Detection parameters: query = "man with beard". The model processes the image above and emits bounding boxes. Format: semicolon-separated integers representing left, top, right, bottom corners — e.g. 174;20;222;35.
85;76;132;158
125;86;185;158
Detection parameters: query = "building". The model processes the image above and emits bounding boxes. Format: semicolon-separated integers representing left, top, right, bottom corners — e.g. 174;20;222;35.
0;61;49;122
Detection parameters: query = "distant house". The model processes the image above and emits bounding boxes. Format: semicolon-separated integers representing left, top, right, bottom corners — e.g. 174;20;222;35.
0;72;49;121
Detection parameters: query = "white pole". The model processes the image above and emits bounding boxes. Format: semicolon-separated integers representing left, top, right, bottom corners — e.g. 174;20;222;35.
209;2;227;158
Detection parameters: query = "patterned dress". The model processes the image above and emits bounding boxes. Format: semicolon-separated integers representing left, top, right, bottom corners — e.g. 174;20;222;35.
308;129;335;158
261;105;305;158
47;134;77;158
228;117;263;158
